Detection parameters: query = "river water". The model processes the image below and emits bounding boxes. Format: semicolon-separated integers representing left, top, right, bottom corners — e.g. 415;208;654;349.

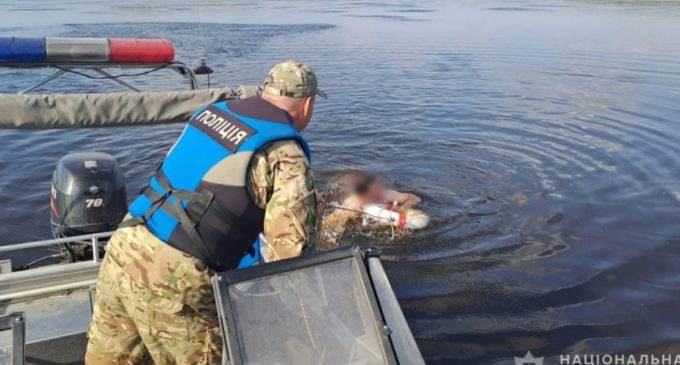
1;1;680;364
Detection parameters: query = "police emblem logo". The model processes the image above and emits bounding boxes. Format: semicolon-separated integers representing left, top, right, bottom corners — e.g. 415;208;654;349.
190;106;256;152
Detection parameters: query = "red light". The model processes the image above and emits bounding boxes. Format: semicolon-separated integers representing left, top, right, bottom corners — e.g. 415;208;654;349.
108;38;174;63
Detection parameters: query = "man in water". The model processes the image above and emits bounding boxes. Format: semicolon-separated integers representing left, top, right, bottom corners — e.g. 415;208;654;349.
321;170;428;241
85;60;324;364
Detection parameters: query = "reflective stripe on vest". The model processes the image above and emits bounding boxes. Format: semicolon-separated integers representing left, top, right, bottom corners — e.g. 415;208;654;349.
128;97;311;270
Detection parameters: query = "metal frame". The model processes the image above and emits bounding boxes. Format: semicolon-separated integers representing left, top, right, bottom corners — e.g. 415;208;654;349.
0;260;12;274
0;312;25;365
89;284;97;304
213;246;398;365
0;231;113;263
365;255;426;365
0;232;111;302
0;62;198;93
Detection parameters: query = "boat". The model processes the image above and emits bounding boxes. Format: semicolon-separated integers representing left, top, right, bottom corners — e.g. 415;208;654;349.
0;37;424;364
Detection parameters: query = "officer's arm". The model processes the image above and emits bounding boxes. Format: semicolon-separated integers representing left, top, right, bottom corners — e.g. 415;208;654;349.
248;140;317;262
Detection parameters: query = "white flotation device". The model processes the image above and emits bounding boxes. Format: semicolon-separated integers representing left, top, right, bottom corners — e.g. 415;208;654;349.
362;204;430;230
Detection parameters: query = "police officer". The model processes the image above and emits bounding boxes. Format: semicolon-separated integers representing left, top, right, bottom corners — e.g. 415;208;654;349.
85;60;325;364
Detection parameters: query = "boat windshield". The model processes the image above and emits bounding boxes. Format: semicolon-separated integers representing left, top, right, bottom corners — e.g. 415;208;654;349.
214;248;395;365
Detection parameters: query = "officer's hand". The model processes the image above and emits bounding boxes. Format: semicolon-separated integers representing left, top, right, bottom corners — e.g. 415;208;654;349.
315;192;326;216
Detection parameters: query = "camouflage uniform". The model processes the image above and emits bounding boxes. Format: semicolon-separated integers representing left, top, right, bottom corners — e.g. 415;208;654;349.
86;60;324;364
249;140;317;262
86;224;221;364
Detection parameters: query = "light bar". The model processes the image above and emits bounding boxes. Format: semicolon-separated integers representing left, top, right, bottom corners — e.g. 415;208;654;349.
0;37;175;64
46;37;109;62
109;38;174;63
0;38;46;62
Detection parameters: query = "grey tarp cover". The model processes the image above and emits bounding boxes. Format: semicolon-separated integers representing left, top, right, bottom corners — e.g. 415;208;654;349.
0;85;262;129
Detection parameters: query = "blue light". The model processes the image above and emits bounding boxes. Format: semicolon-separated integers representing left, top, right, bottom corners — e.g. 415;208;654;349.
0;37;46;63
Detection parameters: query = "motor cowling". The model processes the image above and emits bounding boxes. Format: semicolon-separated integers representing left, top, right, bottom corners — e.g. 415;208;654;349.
50;152;127;237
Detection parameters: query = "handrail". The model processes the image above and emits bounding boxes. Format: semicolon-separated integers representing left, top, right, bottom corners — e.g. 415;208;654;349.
0;231;114;259
0;61;198;92
0;261;100;302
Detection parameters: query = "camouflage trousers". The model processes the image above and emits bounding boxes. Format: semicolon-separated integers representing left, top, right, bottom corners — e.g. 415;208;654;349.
85;223;222;364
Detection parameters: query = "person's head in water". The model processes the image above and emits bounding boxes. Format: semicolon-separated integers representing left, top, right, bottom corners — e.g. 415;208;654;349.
260;60;327;132
336;169;422;211
338;170;387;205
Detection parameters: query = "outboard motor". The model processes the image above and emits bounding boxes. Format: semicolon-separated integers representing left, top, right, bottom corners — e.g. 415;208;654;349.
50;152;127;261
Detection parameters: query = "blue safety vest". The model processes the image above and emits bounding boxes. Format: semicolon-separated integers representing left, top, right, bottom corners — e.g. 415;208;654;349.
127;97;311;270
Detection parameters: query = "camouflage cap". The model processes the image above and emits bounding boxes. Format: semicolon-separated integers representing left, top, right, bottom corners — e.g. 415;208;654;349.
262;60;326;99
